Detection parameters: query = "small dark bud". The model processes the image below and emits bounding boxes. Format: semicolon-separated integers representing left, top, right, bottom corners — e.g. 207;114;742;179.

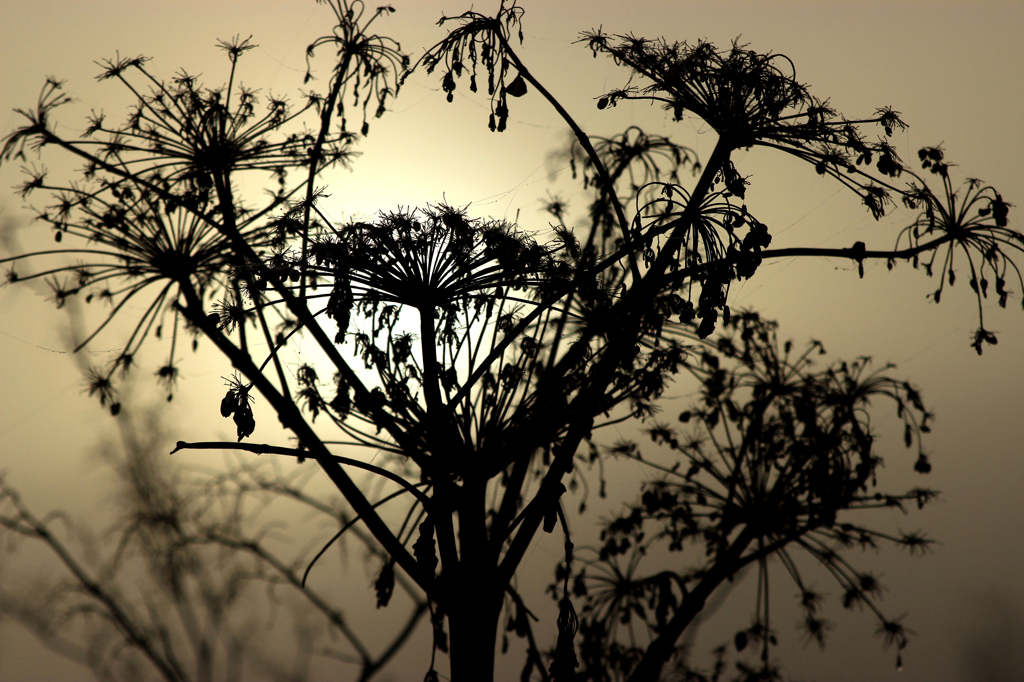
375;561;395;608
506;73;527;98
413;521;438;575
234;405;255;441
220;390;236;417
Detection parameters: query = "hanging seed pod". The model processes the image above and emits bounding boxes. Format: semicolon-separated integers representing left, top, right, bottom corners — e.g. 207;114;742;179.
506;73;527;98
220;389;236;417
413;520;437;575
431;603;448;653
374;561;395;608
914;454;932;474
548;597;579;681
507;601;529;637
233;404;255;441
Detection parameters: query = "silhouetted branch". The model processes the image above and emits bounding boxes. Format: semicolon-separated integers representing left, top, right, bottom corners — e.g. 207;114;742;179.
171;440;432;507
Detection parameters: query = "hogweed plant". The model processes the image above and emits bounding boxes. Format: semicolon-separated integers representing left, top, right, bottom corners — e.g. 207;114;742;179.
1;1;1020;681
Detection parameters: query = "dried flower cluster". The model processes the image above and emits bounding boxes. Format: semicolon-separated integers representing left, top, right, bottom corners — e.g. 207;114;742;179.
1;2;1018;681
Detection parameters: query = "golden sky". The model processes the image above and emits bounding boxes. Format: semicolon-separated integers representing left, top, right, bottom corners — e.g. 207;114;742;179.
1;1;1022;680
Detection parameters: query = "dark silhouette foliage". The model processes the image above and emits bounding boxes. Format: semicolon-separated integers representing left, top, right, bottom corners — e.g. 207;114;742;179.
1;1;1019;680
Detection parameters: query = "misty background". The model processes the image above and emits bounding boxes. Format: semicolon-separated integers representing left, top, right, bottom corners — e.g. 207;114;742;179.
1;1;1022;680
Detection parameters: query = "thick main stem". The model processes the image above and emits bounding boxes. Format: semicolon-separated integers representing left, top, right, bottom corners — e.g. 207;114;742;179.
447;479;502;682
447;596;501;682
419;305;445;430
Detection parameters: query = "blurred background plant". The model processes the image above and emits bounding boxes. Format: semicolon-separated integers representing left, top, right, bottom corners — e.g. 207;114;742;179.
0;398;427;682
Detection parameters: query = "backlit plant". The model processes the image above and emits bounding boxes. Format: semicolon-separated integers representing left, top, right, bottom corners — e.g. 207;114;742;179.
1;1;1018;681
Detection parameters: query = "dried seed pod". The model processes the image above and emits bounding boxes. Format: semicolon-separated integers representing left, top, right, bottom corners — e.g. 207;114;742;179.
506;73;527;98
374;561;395;609
220;390;236;417
233;404;255;441
548;597;579;681
413;520;437;575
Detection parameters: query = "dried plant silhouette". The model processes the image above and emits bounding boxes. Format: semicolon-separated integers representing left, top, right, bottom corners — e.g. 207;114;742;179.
1;1;1019;680
0;405;427;682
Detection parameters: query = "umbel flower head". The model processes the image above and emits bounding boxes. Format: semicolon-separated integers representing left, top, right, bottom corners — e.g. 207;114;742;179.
0;62;316;405
896;146;1020;354
263;202;567;450
570;311;937;675
304;203;552;323
581;34;909;218
411;0;528;132
252;199;656;466
0;9;406;408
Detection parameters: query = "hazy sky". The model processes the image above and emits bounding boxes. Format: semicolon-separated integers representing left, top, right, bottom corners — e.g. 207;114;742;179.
1;2;1022;681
